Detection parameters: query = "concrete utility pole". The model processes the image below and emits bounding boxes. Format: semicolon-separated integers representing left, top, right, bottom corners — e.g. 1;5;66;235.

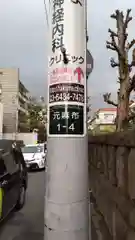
44;0;89;240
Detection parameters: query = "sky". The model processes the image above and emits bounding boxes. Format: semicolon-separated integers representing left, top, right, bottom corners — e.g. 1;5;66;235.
0;0;135;111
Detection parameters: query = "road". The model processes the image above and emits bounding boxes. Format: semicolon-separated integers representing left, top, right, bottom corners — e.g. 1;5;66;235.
0;170;96;240
0;171;44;240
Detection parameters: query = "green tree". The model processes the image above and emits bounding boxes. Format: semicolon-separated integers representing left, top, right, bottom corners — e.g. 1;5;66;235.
28;103;47;132
18;111;30;132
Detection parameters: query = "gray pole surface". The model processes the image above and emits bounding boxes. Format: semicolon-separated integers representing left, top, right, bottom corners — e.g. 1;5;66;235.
44;0;89;239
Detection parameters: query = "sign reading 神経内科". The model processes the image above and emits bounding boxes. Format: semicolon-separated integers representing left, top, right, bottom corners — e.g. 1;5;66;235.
48;0;86;137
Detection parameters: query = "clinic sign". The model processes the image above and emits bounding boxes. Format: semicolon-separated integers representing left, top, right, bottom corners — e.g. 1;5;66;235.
49;67;84;84
48;0;86;137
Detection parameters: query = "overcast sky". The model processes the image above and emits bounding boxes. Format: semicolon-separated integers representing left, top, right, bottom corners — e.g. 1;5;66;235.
0;0;135;111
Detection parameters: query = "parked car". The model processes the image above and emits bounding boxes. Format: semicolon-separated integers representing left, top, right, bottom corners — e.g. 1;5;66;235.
21;143;47;170
0;140;28;222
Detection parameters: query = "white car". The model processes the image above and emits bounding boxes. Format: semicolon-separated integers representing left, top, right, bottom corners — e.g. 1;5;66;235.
21;143;47;170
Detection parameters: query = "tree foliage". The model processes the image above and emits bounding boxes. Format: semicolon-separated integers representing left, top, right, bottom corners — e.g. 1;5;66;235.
18;111;30;132
28;102;47;132
103;9;135;131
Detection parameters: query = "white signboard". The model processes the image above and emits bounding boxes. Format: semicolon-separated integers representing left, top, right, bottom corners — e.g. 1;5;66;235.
48;0;86;137
49;0;86;85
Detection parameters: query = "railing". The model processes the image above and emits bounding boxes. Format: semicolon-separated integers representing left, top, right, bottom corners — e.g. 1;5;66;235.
18;105;28;114
18;92;29;103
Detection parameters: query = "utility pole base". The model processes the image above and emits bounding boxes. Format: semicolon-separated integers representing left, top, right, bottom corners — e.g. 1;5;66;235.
45;229;88;240
44;137;89;240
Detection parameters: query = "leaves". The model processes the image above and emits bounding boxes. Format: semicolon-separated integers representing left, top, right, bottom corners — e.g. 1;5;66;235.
28;103;47;131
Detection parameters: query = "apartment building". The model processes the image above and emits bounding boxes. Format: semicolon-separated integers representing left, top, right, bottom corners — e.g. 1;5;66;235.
0;68;30;133
18;81;30;132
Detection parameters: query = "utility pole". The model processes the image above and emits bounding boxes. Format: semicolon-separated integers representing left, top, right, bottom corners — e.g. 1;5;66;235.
45;0;89;240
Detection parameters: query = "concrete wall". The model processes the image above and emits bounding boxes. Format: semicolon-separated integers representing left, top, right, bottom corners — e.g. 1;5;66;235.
1;132;38;145
88;131;135;240
0;68;19;133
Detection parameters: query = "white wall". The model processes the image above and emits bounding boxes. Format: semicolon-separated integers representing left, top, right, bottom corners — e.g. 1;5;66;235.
1;132;38;145
88;110;116;130
98;111;116;124
17;133;38;145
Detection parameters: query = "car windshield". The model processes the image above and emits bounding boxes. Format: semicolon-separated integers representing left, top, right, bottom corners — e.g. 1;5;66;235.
22;146;43;153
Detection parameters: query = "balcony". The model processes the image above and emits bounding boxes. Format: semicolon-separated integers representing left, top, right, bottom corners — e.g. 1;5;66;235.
18;98;28;114
19;81;29;101
18;92;29;103
18;105;28;114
